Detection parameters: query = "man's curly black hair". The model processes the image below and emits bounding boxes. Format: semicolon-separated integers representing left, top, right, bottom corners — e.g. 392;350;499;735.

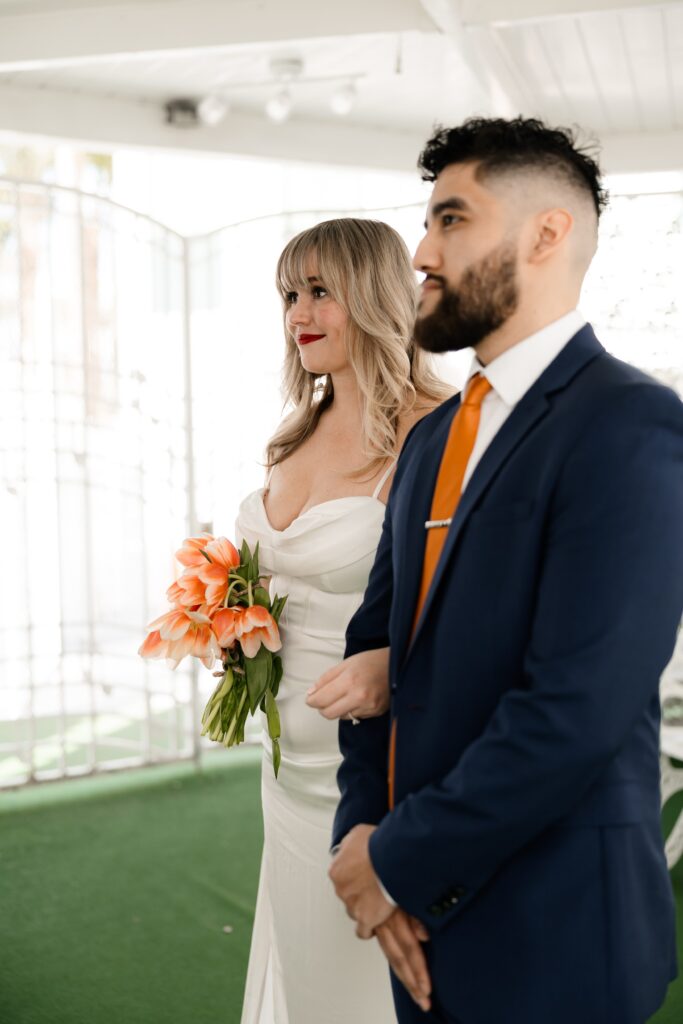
418;117;608;218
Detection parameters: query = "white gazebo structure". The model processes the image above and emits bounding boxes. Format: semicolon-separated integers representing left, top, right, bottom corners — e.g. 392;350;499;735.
0;1;681;816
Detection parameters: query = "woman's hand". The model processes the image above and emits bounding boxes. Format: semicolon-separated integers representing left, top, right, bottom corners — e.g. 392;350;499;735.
305;647;390;720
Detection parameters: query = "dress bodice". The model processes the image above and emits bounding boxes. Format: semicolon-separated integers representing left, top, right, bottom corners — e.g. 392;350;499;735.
234;470;393;769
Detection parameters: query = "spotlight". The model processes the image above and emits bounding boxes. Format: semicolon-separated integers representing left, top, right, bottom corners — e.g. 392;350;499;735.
197;94;229;126
330;83;355;117
164;98;200;128
266;88;292;123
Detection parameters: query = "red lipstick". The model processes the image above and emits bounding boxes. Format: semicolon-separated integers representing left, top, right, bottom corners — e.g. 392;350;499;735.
297;334;325;345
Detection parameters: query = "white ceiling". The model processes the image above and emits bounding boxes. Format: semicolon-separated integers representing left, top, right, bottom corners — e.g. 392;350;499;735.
0;0;680;173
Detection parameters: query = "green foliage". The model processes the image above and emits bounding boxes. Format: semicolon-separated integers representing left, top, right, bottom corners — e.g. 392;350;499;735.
199;538;286;779
244;646;271;714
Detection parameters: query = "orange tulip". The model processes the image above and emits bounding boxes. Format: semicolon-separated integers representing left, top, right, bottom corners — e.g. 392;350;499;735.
212;604;281;659
212;606;242;649
197;537;241;609
170;567;207;609
175;532;215;569
139;606;220;669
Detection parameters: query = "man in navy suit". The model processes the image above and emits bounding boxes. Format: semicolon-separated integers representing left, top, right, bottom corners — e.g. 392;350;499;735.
310;118;683;1022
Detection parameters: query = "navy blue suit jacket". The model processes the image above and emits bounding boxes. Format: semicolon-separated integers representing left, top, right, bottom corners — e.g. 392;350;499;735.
333;326;683;1024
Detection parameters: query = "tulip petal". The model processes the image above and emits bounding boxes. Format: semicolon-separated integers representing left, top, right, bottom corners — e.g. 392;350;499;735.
240;632;262;659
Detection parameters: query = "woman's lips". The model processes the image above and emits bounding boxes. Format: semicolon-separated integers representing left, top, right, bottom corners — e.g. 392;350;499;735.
297;334;326;345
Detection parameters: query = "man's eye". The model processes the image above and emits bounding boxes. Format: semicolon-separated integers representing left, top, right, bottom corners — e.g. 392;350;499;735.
442;213;459;227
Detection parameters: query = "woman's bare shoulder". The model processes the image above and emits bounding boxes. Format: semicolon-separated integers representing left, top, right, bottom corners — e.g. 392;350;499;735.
397;397;443;443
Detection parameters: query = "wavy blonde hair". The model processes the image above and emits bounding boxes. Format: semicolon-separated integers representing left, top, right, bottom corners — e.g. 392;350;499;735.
266;218;452;479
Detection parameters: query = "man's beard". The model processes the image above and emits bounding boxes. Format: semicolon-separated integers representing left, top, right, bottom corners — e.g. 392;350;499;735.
414;241;519;353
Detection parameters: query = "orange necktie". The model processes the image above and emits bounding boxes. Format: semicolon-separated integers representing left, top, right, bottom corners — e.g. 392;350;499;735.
388;373;492;809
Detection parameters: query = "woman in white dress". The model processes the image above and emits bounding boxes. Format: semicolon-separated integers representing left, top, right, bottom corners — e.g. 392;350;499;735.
236;218;451;1024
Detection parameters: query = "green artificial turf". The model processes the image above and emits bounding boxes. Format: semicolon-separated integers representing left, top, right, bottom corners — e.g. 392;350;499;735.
0;753;681;1023
0;749;263;1024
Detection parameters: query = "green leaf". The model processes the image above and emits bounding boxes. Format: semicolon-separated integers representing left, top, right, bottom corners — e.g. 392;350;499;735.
240;538;251;565
252;541;260;579
270;594;288;625
265;688;281;740
244;646;271;713
253;586;270;608
271;737;281;779
271;656;283;698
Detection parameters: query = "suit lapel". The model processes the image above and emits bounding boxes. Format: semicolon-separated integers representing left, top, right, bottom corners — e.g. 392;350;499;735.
403;324;605;664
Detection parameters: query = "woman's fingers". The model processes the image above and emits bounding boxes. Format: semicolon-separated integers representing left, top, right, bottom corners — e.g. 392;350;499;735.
305;674;348;710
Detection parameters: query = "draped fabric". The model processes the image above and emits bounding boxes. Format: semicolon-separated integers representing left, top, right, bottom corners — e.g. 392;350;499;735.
236;484;397;1024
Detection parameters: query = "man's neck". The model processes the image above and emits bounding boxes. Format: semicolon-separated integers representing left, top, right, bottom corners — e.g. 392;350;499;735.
474;302;578;366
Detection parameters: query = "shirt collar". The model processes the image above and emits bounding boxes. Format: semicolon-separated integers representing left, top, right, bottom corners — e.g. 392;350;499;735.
465;310;586;408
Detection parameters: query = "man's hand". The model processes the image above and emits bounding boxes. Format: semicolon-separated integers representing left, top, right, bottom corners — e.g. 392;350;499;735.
329;824;394;934
306;647;390;721
376;910;432;1013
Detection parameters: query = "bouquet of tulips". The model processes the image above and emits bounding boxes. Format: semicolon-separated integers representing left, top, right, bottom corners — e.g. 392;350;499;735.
139;533;287;776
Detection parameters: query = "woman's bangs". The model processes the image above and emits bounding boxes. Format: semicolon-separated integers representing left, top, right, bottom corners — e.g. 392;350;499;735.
277;236;317;297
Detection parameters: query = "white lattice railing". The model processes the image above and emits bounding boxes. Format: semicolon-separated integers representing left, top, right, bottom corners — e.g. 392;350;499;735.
1;179;681;790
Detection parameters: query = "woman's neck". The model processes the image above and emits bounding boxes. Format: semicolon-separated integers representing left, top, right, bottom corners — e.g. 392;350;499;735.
324;369;363;430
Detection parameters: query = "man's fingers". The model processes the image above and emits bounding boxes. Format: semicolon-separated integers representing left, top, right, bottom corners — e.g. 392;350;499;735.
408;915;430;942
390;913;432;998
376;920;431;1012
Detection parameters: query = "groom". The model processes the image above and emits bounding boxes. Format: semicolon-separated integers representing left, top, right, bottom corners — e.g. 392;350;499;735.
324;118;683;1022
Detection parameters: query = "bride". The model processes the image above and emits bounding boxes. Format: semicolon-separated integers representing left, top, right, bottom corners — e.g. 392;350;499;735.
236;218;451;1024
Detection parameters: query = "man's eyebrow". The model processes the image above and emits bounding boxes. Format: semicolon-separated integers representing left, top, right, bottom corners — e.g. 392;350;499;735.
424;196;471;229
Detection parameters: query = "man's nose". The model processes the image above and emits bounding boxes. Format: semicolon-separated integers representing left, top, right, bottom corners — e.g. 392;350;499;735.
413;231;439;272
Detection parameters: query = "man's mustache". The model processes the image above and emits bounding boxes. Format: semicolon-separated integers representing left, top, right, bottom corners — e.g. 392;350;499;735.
420;274;446;288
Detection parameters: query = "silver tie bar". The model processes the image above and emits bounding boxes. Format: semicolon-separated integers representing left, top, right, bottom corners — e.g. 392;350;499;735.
425;517;452;530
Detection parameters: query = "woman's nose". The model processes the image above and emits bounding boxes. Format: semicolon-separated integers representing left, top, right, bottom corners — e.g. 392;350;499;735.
287;295;311;326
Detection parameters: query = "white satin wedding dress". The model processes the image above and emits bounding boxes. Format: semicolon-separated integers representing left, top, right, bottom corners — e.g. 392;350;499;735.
236;462;398;1024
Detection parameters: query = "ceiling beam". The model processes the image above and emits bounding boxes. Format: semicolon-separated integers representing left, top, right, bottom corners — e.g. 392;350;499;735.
0;82;425;171
599;129;683;175
418;0;530;115
0;0;433;71
1;81;682;176
460;0;670;27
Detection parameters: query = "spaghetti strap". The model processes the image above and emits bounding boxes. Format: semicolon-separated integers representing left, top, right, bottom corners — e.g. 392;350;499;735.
372;459;398;500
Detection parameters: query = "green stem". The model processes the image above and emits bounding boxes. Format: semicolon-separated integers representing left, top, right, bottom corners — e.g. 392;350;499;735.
225;686;248;747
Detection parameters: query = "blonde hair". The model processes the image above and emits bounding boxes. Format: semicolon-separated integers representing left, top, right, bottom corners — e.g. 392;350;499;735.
266;218;452;479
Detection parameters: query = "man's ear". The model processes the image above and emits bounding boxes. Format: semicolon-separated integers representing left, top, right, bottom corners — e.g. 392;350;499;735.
527;208;574;264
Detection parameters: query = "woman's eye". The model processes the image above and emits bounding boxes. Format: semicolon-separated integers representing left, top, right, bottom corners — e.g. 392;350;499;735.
284;291;297;304
312;286;328;298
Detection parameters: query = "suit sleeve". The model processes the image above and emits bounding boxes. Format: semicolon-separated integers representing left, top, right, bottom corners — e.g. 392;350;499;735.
368;382;683;928
332;420;424;848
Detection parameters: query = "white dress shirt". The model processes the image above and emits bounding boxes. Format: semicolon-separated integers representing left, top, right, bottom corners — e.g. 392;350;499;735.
460;309;586;493
372;309;586;908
